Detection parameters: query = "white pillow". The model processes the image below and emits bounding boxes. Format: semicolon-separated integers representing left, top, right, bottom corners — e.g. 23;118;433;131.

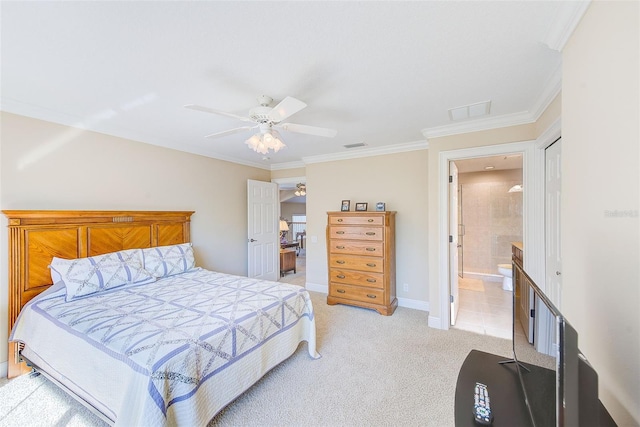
50;249;155;302
141;243;195;278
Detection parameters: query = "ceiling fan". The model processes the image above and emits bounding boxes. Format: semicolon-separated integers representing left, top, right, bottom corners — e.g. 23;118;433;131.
184;95;337;154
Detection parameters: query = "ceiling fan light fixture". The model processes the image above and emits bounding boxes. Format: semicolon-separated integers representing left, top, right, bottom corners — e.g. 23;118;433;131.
186;94;337;154
294;183;306;197
245;129;286;154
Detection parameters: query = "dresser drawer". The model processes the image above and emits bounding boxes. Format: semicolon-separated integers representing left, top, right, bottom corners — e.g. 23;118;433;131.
329;268;384;289
328;226;383;241
329;215;384;226
328;240;384;256
329;254;384;273
329;283;385;304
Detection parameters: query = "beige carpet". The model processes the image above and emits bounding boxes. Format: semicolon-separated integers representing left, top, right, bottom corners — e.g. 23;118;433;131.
0;291;512;427
458;277;485;292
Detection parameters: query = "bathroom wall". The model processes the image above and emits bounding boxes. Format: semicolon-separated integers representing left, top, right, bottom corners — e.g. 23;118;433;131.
458;168;523;278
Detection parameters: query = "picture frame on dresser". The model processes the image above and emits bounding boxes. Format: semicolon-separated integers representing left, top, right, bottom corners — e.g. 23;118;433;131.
341;200;350;211
355;202;367;211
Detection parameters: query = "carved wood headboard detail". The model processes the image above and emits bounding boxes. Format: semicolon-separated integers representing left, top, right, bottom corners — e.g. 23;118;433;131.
3;210;194;377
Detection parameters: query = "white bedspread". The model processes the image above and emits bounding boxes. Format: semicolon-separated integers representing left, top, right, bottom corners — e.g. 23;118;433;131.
11;268;318;426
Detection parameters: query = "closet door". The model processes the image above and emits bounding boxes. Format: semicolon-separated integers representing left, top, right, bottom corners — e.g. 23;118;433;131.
449;161;460;325
545;139;562;308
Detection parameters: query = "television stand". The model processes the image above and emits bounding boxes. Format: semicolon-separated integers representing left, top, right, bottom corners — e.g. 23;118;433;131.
455;350;531;427
455;350;618;427
498;358;530;372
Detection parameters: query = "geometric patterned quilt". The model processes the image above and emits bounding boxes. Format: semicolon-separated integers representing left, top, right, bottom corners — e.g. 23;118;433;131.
23;268;316;419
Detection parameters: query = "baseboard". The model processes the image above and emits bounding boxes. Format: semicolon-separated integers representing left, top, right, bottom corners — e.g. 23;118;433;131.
305;283;429;312
397;297;429;312
0;361;7;378
462;271;502;282
428;315;446;329
305;282;328;294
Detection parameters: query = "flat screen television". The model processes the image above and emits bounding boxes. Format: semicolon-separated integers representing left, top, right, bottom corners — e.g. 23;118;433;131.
506;263;599;427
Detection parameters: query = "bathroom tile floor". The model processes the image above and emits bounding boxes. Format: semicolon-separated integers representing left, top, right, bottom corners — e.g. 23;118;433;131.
454;277;512;339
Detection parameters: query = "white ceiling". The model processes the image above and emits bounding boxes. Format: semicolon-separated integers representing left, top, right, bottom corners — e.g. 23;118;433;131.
1;1;587;170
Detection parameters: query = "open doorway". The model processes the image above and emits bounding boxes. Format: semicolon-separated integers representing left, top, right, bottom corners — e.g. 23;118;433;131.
451;154;523;338
274;177;306;286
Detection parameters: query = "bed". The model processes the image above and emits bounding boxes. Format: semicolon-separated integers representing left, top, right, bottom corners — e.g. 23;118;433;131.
4;210;318;426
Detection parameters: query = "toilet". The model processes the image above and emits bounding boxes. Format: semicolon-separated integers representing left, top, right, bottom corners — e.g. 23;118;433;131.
497;263;513;291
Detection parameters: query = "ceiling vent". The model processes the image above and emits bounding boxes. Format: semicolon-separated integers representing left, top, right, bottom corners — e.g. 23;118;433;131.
448;101;491;121
343;142;367;149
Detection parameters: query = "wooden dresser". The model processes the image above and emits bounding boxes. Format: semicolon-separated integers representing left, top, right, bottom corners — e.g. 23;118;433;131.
326;211;397;315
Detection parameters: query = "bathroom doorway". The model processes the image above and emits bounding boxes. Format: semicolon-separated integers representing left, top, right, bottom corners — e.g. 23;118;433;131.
451;154;523;338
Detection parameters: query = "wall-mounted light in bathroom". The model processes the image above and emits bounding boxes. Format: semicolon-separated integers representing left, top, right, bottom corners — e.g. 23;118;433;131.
508;184;523;193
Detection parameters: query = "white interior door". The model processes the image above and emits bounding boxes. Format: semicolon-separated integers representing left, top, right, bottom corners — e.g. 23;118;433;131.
247;179;278;281
457;184;464;278
450;161;460;325
545;138;562;307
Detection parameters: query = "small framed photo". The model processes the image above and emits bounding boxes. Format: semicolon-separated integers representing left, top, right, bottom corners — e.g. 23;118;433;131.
376;202;386;211
355;202;368;212
341;200;350;211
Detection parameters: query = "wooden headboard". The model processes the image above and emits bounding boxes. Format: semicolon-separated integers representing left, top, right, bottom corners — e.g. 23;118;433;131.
3;210;194;377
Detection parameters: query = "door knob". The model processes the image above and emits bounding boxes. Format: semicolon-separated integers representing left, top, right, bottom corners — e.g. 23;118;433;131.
556;271;561;276
249;238;257;242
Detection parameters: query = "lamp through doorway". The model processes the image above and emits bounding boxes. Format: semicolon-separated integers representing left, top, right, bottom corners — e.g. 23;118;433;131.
279;220;289;244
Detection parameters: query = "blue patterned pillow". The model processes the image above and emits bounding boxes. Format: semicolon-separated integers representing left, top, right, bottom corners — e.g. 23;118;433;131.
50;249;156;302
141;243;195;278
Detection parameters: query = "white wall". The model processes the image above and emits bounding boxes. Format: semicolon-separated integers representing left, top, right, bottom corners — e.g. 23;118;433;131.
562;2;639;425
0;112;270;370
458;169;523;276
305;150;429;310
280;202;306;222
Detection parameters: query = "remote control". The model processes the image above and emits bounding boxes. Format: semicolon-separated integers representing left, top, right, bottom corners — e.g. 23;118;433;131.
473;382;493;425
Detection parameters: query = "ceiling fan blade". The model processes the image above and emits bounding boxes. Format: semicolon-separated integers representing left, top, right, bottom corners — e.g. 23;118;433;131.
204;126;255;139
184;104;253;123
279;122;337;138
268;96;307;123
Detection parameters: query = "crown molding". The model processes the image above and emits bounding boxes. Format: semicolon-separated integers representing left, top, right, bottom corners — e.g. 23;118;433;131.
1;99;274;170
270;160;306;171
422;111;535;140
544;1;591;52
536;117;562;150
529;62;562;122
302;140;429;165
422;61;562;141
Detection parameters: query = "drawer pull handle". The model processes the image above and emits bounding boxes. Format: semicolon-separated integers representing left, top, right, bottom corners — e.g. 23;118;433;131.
337;289;346;294
336;231;345;235
367;278;376;283
337;219;343;222
337;274;345;279
365;232;376;236
366;294;377;299
336;245;345;249
366;248;376;252
366;263;376;267
368;219;374;222
336;260;345;264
